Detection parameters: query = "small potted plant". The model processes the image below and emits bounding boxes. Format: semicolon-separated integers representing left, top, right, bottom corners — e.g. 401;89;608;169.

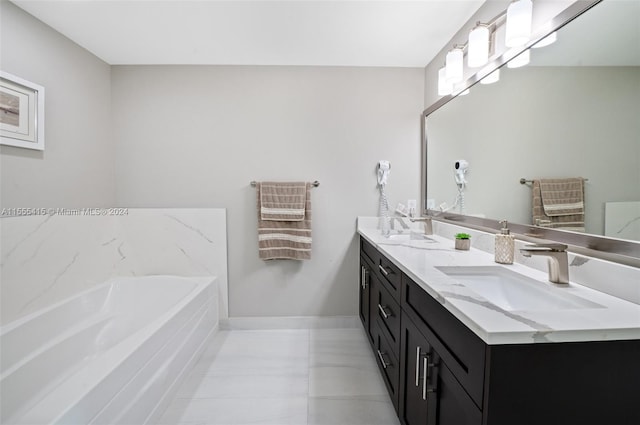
454;233;471;250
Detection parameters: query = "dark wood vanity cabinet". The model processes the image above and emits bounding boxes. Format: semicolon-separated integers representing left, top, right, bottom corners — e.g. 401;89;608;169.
359;237;640;425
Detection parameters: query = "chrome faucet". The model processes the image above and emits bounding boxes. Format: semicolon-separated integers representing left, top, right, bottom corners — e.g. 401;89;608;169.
390;217;411;231
519;243;569;284
410;216;433;235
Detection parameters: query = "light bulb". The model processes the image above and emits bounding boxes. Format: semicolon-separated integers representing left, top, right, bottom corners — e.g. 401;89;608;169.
445;48;464;84
438;67;453;96
468;24;490;68
505;0;533;47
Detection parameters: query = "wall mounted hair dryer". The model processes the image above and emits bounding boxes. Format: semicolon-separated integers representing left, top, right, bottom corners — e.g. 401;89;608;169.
454;159;469;189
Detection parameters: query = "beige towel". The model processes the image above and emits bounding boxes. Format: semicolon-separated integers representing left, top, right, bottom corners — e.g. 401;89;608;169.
257;182;312;260
532;178;585;232
260;182;307;221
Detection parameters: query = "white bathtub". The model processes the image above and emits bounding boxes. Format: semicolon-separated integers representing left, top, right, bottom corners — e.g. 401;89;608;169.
0;275;218;425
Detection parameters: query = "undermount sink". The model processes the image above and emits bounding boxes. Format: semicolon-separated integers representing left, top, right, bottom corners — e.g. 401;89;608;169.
386;232;436;243
436;266;604;311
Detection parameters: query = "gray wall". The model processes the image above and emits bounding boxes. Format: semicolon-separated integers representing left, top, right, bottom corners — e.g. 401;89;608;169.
111;65;423;317
0;1;115;208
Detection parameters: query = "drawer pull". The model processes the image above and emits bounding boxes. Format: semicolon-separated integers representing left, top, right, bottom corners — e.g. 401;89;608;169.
415;346;421;386
378;264;390;276
378;304;392;319
361;266;368;289
422;355;436;400
377;350;390;369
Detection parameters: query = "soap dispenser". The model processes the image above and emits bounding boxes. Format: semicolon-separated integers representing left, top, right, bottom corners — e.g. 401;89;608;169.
495;220;514;264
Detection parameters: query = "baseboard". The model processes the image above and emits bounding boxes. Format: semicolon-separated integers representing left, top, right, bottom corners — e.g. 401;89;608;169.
220;315;360;330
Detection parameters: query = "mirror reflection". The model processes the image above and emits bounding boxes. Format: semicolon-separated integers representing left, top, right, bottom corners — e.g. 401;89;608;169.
426;0;640;242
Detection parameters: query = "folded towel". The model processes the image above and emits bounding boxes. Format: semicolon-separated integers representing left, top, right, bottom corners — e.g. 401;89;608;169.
260;182;307;221
257;182;312;260
532;178;585;232
539;178;585;216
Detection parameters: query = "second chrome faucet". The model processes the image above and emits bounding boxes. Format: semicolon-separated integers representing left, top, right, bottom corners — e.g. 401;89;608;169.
409;216;433;235
520;243;569;284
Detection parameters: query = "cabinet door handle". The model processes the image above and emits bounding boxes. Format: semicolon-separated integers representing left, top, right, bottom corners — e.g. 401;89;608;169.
377;350;390;369
422;355;430;400
415;346;421;386
378;304;392;319
422;355;436;400
361;266;368;289
378;264;390;276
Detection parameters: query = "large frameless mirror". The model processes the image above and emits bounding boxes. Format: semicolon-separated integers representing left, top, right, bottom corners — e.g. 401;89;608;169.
422;0;640;265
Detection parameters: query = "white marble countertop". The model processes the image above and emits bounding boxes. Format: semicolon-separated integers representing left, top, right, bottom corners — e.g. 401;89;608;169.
358;219;640;345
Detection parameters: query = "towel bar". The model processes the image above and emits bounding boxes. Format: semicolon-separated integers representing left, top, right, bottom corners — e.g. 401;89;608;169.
520;178;588;185
251;180;320;187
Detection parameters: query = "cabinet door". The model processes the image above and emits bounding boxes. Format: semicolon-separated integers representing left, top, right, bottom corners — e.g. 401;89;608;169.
367;270;380;344
359;257;371;337
400;313;481;425
360;255;380;344
399;314;438;425
435;364;482;425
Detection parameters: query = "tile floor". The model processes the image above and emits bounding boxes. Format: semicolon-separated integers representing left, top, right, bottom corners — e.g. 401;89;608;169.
158;328;400;425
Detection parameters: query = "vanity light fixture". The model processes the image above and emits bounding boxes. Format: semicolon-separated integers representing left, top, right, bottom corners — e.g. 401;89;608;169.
434;0;547;96
507;49;530;68
505;0;533;47
468;23;490;68
445;47;464;83
437;66;454;96
532;31;557;48
480;68;500;85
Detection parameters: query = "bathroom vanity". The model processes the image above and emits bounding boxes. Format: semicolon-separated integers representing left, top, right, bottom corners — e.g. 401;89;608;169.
358;223;640;425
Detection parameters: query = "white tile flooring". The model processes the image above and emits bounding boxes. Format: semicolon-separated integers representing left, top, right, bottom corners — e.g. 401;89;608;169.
158;328;400;425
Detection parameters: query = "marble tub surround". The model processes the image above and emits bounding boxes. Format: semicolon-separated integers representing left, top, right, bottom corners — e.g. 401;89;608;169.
357;217;640;344
1;208;228;325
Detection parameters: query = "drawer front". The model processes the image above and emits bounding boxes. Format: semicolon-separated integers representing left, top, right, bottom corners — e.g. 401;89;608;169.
402;274;486;407
361;236;401;301
361;237;380;267
374;326;400;412
375;284;401;356
376;254;402;301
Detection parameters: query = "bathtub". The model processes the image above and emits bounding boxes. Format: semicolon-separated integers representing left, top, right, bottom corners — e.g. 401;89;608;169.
0;275;218;425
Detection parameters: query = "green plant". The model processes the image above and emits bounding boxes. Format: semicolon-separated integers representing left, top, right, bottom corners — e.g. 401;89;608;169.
455;233;471;239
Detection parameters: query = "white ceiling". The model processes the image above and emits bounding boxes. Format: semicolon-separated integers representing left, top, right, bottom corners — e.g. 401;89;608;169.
11;0;485;67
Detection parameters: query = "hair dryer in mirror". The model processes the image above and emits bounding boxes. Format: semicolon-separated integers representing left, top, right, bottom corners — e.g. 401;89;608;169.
454;159;469;190
439;159;469;214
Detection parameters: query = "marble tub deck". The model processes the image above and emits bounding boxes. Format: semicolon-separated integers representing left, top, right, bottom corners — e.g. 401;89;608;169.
159;328;399;425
